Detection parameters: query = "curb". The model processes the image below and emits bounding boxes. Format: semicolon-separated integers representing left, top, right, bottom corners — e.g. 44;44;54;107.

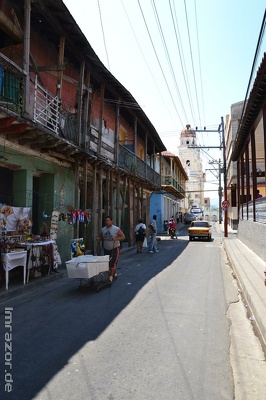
223;237;266;349
0;270;68;303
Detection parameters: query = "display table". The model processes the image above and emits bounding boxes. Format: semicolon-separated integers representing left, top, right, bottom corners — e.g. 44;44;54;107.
25;240;55;282
66;255;109;279
1;250;27;290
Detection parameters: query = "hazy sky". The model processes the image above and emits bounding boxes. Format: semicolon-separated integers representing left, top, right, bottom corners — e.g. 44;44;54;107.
63;0;265;199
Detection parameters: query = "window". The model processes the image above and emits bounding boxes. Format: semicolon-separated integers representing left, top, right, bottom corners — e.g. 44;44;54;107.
2;71;20;103
119;125;127;144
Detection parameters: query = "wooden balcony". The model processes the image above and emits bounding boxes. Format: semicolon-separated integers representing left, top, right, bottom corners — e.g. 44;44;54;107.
161;175;186;198
118;144;161;187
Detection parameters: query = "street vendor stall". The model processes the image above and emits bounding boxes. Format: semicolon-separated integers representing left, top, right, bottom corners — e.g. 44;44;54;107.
66;255;110;292
25;239;55;282
1;250;27;290
0;206;60;288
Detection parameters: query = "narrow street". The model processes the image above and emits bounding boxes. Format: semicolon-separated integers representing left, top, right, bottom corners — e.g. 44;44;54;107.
0;225;265;400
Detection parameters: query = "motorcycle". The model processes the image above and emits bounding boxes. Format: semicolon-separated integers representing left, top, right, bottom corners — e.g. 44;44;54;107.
169;227;177;239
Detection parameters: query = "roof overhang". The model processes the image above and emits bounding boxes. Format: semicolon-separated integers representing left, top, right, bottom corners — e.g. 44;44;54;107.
232;53;266;161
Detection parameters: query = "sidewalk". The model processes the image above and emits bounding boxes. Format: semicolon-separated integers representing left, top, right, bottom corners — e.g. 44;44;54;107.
218;222;266;348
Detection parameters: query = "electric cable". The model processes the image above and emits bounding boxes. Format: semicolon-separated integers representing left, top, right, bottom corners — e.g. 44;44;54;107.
170;0;196;127
151;0;189;124
97;0;111;71
120;0;174;121
194;0;206;130
183;0;202;128
137;0;185;128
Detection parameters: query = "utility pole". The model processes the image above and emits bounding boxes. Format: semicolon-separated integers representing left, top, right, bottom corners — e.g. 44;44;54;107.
221;116;228;237
218;159;222;224
187;118;228;237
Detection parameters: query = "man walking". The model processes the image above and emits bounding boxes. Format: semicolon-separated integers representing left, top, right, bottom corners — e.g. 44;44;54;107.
97;216;125;281
148;215;159;253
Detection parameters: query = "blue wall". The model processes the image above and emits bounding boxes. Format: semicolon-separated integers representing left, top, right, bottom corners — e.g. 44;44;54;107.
150;193;163;233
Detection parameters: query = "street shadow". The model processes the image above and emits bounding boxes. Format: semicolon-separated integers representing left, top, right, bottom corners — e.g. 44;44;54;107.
0;236;189;399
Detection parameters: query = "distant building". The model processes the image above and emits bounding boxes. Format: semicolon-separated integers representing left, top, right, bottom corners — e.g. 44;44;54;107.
151;151;188;232
178;125;206;211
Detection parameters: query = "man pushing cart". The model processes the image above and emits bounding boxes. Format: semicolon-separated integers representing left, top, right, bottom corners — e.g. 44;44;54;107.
97;216;125;282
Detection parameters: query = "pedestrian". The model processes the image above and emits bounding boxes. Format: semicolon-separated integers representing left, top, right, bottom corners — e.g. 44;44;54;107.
134;218;146;253
169;218;176;237
256;189;262;198
97;216;125;282
148;215;159;253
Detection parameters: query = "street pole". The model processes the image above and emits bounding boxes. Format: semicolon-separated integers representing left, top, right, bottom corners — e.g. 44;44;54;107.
188;124;227;235
218;159;222;224
221;116;228;238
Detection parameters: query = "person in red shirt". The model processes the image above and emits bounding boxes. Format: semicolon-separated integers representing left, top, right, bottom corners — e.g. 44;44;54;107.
169;219;176;238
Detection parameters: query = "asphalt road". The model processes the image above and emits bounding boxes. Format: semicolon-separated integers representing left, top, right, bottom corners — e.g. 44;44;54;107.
0;225;264;399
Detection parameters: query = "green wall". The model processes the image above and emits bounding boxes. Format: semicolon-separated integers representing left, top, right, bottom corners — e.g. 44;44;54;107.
2;149;77;264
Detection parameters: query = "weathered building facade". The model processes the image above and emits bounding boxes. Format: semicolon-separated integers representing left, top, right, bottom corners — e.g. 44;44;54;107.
225;101;244;230
230;54;266;261
0;0;166;263
150;151;187;232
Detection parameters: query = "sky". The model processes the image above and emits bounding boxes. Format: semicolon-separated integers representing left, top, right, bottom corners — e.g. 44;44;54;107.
63;0;266;201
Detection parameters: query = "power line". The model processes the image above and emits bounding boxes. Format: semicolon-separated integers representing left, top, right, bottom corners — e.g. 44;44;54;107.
97;0;111;71
120;0;174;121
137;0;184;127
151;0;188;124
194;0;206;128
183;0;202;127
169;0;196;126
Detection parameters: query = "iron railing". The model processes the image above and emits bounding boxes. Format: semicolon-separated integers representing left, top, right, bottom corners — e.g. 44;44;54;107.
161;175;186;196
118;144;161;186
33;77;59;134
241;197;266;223
0;61;162;188
0;62;24;114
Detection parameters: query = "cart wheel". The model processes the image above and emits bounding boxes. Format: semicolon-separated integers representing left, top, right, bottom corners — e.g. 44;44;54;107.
96;287;100;293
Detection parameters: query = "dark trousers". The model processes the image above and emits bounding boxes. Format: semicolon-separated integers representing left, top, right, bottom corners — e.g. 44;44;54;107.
104;247;120;276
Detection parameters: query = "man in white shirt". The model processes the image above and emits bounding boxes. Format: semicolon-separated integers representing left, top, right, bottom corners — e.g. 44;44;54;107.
97;216;125;281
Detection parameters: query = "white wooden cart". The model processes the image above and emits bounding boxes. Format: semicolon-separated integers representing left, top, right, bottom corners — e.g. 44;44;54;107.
65;255;111;292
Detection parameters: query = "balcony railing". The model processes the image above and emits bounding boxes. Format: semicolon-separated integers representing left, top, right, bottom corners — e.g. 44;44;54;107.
118;144;161;186
241;197;266;223
0;61;162;187
0;62;24;114
33;77;59;134
161;175;186;196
